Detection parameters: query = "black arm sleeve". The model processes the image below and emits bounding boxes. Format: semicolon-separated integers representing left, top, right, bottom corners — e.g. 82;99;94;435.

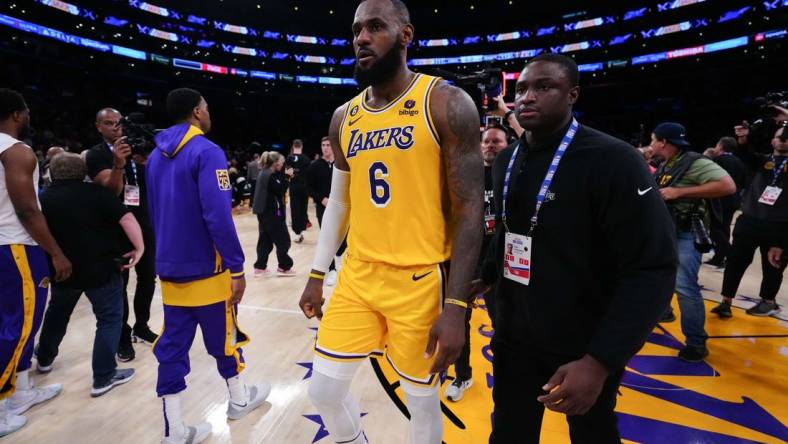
86;147;113;180
96;185;130;223
585;147;678;371
736;142;768;173
268;172;290;197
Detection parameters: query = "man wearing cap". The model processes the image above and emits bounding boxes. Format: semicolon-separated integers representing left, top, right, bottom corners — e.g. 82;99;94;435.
650;122;736;362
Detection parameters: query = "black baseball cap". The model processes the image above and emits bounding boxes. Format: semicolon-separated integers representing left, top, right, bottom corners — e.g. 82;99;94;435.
654;122;691;147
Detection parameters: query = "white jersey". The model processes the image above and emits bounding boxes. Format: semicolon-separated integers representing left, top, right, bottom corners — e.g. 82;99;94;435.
0;132;39;246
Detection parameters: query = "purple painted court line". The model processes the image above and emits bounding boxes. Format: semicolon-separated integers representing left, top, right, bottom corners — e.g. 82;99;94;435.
627;355;718;377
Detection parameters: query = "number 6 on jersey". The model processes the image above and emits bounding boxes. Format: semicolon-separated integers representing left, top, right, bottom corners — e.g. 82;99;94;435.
369;161;391;207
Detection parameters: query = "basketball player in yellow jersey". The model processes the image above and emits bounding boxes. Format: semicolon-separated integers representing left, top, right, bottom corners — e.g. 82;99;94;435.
298;1;483;443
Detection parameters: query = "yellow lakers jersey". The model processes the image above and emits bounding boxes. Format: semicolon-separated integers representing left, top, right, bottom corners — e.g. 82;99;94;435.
339;73;451;267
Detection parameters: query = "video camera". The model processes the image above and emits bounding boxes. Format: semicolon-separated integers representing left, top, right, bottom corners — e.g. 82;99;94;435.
118;112;157;155
747;89;788;146
430;67;505;118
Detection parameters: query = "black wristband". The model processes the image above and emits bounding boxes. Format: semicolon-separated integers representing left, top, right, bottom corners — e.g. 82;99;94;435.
504;110;514;120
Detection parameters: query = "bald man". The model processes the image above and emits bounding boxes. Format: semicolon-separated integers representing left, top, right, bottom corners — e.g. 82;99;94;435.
85;108;158;362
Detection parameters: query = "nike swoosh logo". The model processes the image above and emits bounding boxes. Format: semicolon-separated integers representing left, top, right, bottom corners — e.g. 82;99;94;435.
348;116;363;127
638;187;653;196
412;271;433;281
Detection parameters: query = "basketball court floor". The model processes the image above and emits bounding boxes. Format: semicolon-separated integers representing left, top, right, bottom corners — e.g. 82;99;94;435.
11;208;788;444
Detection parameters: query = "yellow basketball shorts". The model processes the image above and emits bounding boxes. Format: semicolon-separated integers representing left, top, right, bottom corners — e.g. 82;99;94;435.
315;254;448;386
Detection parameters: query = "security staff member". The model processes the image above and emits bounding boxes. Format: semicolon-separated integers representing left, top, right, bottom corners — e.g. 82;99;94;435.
482;54;677;443
714;124;788;318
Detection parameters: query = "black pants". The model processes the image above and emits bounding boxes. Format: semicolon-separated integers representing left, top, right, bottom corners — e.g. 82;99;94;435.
121;226;156;342
721;215;787;301
709;207;736;262
484;285;498;329
490;339;623;444
248;180;257;206
290;183;309;234
453;307;473;381
315;201;347;271
255;213;294;270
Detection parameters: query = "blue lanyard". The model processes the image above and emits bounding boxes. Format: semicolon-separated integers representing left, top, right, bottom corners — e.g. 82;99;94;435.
770;155;788;186
502;118;579;236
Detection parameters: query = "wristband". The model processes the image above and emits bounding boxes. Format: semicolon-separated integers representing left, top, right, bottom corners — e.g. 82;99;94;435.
504;110;514;120
309;272;326;281
444;298;469;309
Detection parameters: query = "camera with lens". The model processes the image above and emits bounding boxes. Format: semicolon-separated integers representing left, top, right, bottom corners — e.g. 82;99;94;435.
430;67;505;119
118;112;157;156
746;90;788;149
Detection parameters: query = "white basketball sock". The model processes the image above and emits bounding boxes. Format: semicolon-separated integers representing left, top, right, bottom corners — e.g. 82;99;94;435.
162;394;185;438
226;375;248;406
402;382;443;444
308;358;366;444
14;370;31;391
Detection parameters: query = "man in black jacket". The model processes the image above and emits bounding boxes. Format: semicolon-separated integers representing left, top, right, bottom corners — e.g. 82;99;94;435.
705;137;747;268
482;54;677;443
713;124;788;318
85;108;158;362
305;137;347;286
287;139;312;243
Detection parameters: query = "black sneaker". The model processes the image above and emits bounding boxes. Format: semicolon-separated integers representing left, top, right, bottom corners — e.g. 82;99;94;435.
91;368;135;397
746;300;781;317
132;326;159;345
710;302;733;319
659;310;676;323
678;346;709;362
117;338;135;362
704;257;724;267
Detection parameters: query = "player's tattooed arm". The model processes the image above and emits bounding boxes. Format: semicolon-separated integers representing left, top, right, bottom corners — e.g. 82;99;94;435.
433;81;485;304
425;81;484;373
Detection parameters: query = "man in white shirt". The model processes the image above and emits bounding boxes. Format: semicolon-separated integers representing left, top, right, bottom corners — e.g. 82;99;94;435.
0;88;70;437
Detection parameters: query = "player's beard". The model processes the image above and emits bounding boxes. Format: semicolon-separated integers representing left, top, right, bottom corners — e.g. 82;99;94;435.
354;41;404;88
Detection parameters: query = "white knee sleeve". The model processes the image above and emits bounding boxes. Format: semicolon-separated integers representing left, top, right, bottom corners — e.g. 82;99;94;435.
402;381;443;444
308;358;366;444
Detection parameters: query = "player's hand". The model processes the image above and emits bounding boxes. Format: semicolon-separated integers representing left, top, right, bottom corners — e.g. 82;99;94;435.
767;247;785;268
230;276;246;305
285;167;295;178
112;137;132;169
122;248;144;269
299;277;325;319
537;354;610;416
425;304;467;374
52;253;72;282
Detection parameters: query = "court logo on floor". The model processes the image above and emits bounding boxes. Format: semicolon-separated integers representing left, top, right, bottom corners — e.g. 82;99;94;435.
371;301;788;443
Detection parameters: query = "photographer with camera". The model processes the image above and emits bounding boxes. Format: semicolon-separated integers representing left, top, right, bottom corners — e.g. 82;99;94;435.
651;122;736;362
713;122;788;318
85;108;158;363
487;95;524;138
37;153;141;397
